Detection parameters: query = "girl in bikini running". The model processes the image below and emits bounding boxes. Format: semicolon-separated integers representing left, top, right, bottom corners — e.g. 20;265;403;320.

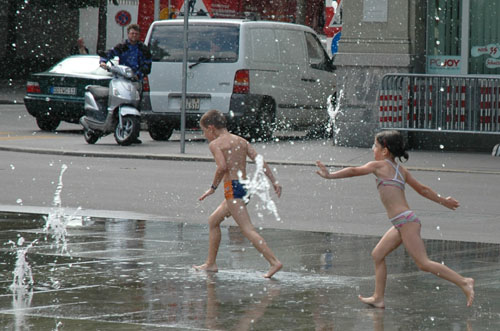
315;130;474;308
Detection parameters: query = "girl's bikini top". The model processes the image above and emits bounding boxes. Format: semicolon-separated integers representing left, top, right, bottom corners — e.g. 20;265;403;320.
375;159;405;190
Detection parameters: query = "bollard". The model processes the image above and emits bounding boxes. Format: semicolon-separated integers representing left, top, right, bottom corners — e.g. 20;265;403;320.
492;144;500;156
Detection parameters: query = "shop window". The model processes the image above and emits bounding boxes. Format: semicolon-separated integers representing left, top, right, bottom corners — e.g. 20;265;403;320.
469;0;500;74
426;0;462;74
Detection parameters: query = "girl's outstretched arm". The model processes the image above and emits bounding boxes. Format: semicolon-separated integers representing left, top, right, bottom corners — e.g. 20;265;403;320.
316;161;380;179
405;170;460;210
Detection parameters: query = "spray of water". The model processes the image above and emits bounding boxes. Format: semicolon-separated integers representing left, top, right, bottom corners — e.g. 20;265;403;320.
43;164;70;254
238;155;281;222
9;237;37;292
326;90;344;145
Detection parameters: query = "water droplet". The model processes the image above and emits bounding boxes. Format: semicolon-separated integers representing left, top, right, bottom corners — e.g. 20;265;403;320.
10;164;15;170
16;198;23;205
439;144;444;149
436;226;440;230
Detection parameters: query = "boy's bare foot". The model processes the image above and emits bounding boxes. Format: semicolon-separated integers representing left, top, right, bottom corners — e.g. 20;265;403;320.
193;263;218;273
358;295;385;309
263;262;283;278
463;278;475;307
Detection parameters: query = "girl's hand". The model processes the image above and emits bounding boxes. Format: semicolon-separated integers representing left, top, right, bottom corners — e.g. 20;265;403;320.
315;161;330;179
442;196;460;210
199;187;215;201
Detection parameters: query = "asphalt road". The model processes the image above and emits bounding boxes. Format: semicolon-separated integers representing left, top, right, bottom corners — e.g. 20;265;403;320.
1;104;500;243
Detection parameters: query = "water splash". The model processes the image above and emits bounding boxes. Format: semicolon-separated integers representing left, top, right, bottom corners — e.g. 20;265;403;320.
239;155;281;222
10;239;35;331
43;164;84;255
326;89;344;145
9;237;37;293
43;164;70;254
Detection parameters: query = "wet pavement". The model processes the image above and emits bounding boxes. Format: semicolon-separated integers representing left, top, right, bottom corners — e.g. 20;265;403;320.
0;212;499;330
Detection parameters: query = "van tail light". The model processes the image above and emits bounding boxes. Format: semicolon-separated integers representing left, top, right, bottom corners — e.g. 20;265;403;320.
142;76;150;92
233;70;249;94
27;81;41;93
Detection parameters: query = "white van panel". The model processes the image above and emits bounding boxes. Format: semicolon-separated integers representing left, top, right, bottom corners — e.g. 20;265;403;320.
142;19;336;140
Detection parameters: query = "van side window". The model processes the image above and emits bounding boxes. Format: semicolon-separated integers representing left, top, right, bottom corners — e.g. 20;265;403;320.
305;32;335;72
250;28;279;63
275;29;306;65
149;25;239;63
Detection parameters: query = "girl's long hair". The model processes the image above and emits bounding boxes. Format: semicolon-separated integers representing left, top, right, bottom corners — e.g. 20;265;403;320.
375;130;409;162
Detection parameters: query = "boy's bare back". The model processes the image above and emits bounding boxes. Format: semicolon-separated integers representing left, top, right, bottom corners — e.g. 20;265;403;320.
209;132;256;181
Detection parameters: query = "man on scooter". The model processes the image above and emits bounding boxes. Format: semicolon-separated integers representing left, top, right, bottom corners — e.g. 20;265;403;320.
100;24;152;144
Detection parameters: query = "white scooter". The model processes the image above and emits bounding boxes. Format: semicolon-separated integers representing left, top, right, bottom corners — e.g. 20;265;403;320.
80;57;141;146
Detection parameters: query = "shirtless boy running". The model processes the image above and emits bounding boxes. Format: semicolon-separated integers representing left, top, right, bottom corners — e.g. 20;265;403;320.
193;109;283;278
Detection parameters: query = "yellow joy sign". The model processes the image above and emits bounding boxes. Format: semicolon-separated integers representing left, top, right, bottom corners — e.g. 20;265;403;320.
160;7;177;20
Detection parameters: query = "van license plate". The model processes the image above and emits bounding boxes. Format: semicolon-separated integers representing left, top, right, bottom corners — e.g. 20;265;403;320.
186;98;200;110
51;86;77;95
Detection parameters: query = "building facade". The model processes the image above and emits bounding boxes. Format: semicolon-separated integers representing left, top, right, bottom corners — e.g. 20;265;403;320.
334;0;500;148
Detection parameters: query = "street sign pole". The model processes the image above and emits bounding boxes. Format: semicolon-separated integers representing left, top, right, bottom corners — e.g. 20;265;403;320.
180;2;189;153
154;0;160;20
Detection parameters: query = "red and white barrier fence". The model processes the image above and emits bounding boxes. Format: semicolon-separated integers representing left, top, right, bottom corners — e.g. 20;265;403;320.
379;74;500;134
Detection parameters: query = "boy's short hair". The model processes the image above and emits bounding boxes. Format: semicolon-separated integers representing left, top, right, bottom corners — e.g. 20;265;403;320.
127;24;140;33
200;110;227;129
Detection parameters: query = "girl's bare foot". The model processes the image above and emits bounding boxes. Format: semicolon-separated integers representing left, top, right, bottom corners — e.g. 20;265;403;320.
263;262;283;278
463;278;475;307
193;263;218;273
358;295;385;309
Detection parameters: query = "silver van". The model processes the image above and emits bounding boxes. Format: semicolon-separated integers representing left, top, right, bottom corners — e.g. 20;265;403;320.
141;19;336;140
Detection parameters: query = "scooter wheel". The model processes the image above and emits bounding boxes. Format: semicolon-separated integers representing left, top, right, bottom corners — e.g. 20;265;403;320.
115;115;140;146
84;128;99;144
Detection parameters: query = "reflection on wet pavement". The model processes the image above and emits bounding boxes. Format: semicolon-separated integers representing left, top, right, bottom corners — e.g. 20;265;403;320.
0;212;498;330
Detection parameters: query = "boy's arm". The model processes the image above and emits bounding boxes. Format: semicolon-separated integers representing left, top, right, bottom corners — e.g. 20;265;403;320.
199;142;228;201
316;160;379;179
405;170;460;210
247;143;282;197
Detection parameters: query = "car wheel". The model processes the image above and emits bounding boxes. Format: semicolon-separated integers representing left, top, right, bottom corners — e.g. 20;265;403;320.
115;115;140;146
36;115;61;131
148;121;174;141
249;101;275;141
83;128;99;144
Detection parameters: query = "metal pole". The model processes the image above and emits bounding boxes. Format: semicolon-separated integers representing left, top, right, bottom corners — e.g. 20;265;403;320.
180;1;189;153
460;0;470;75
154;0;160;20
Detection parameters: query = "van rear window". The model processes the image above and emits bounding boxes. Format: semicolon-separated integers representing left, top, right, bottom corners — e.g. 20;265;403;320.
149;25;239;63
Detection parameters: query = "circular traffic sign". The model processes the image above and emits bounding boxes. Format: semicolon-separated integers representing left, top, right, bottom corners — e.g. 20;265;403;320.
115;10;132;27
